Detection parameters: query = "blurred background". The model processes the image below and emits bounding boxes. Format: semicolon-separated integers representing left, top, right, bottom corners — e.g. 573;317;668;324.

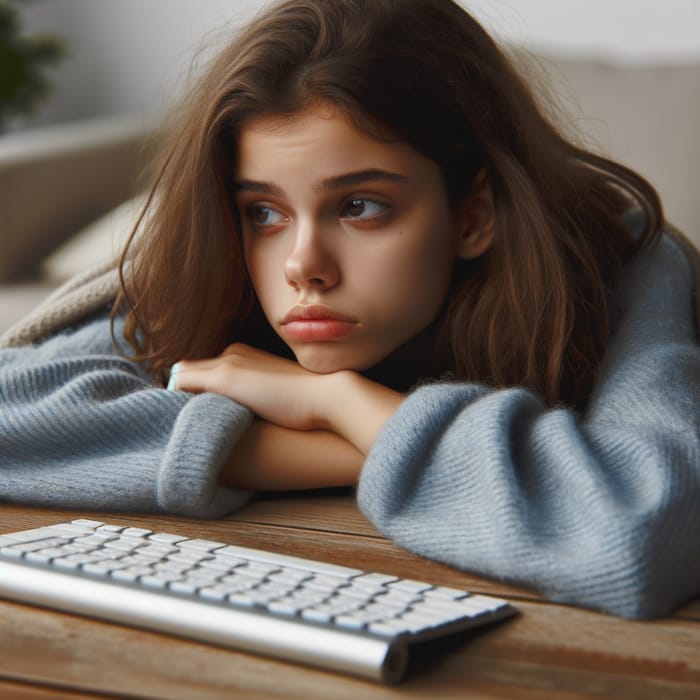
11;0;700;127
1;0;699;330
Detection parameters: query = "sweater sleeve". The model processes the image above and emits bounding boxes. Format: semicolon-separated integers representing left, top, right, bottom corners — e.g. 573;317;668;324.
0;315;253;517
357;235;700;619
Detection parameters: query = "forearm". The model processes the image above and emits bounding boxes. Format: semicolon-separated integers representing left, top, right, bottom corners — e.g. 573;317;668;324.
220;419;364;491
321;371;404;454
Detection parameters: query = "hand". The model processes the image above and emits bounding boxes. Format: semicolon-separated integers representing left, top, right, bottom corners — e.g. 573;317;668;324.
169;343;333;433
168;343;404;454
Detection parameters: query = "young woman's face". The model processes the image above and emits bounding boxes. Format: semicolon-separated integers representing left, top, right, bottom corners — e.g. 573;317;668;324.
235;103;466;374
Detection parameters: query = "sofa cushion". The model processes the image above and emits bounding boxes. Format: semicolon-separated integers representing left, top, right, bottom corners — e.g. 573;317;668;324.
41;194;144;284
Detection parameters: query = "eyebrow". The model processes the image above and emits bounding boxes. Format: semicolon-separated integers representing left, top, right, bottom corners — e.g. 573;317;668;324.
234;169;410;196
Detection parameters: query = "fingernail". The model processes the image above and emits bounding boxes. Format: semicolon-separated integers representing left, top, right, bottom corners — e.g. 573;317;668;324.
167;362;182;391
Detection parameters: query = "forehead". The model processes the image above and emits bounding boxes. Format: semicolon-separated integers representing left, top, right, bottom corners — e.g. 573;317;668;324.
234;103;421;179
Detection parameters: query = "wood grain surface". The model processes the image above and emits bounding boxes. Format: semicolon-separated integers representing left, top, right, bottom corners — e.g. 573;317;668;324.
1;495;698;699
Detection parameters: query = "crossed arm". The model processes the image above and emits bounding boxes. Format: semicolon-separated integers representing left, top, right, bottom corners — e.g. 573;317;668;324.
169;344;404;490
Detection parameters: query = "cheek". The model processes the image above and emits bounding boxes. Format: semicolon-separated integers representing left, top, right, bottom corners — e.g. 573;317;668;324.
391;250;452;317
244;241;284;304
388;219;456;295
349;230;455;324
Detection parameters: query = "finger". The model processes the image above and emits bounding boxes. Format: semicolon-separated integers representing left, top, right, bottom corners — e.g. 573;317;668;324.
168;361;238;393
166;362;191;391
170;347;258;373
167;358;229;391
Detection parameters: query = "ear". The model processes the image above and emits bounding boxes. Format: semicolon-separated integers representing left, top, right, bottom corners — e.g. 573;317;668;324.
453;169;495;260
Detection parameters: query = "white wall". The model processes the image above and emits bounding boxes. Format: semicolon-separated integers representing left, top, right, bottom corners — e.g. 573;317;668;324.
472;0;700;64
17;0;700;126
11;0;700;239
18;0;262;126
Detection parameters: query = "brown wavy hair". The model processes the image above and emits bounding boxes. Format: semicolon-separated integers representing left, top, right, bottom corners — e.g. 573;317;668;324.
114;0;662;407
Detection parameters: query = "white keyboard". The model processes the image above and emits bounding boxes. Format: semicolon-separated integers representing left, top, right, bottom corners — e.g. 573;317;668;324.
0;519;517;683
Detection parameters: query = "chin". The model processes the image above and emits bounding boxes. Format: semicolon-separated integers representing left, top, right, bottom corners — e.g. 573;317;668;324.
293;346;379;375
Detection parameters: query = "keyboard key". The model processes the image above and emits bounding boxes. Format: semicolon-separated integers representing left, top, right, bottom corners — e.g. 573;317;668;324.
467;594;511;612
148;532;188;545
83;560;127;576
200;555;245;570
121;527;153;538
71;519;105;529
111;566;155;582
228;592;259;608
198;586;228;601
266;598;304;616
368;620;412;637
303;573;347;592
243;561;283;576
103;536;148;552
334;614;367;630
178;538;225;553
140;574;178;589
423;585;470;600
352;573;398;586
282;589;328;607
300;607;333;624
169;580;199;595
388;579;433;594
267;568;311;586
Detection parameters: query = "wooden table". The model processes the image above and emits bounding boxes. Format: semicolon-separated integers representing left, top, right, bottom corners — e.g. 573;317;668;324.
1;492;698;699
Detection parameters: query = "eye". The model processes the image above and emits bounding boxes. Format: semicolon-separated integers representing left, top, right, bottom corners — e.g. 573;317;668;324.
341;198;387;220
246;204;286;227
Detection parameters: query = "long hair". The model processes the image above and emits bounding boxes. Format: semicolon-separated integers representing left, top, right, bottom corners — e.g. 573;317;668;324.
114;0;662;407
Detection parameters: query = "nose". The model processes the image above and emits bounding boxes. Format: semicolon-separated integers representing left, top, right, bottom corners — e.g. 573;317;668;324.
285;221;340;291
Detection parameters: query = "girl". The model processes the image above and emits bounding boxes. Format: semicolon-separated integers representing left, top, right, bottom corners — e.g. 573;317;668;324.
1;0;699;620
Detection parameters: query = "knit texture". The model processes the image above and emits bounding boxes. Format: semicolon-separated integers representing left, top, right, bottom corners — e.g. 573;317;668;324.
0;230;698;618
0;314;253;516
358;234;700;618
0;259;120;348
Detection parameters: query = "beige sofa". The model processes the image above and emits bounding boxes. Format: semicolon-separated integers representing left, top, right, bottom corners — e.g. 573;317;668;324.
1;54;698;335
0;115;154;332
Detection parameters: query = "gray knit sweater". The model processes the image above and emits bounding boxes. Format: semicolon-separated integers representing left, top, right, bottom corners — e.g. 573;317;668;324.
1;231;699;619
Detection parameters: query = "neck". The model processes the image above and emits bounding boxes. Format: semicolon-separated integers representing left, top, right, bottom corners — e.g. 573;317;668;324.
362;321;443;392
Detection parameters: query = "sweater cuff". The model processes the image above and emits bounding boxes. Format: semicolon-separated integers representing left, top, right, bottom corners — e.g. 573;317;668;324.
157;392;254;517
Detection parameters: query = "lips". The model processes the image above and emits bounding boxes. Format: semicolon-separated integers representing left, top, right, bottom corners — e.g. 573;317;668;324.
281;305;356;324
280;305;358;341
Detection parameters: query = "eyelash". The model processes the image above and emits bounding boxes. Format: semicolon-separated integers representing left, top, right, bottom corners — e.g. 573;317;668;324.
243;197;390;230
339;198;389;221
245;204;286;228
